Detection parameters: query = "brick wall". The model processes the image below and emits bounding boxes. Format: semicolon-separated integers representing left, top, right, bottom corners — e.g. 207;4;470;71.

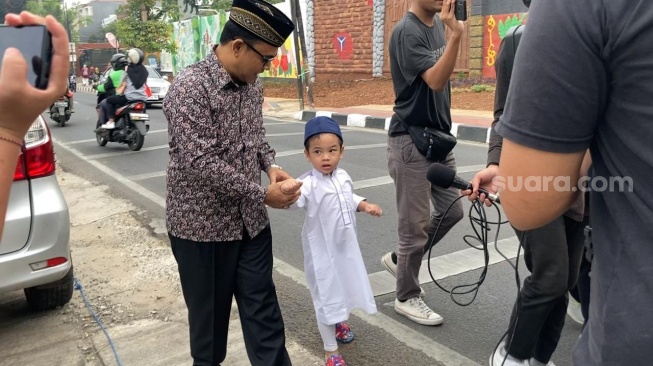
313;0;375;80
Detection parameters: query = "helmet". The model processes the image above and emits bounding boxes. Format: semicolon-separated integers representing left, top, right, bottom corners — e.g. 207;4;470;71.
127;48;144;65
109;53;126;69
114;56;128;70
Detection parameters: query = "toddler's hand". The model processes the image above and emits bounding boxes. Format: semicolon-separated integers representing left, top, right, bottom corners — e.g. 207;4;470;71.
280;179;302;195
365;203;382;217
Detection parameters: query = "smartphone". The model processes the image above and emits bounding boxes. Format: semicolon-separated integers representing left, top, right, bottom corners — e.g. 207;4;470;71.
455;0;467;21
0;24;52;89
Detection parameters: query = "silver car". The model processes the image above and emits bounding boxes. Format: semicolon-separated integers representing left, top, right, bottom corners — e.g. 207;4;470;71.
0;116;73;310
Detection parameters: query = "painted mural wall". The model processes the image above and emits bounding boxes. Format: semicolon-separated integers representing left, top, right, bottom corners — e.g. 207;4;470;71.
163;0;310;80
312;0;375;79
482;12;527;78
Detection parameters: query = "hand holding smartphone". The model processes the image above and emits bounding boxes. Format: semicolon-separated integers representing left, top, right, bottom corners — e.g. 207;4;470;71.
0;24;52;89
455;0;467;21
0;12;69;143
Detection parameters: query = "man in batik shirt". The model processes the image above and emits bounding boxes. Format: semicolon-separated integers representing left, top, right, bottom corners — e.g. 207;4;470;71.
163;0;300;364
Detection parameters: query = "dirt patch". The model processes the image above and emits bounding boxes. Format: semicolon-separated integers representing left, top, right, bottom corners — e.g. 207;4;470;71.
56;168;184;363
262;77;495;112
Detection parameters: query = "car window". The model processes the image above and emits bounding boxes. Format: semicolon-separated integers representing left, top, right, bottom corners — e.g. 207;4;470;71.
145;66;161;79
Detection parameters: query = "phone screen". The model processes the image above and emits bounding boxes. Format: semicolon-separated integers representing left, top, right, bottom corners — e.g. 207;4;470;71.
0;25;52;89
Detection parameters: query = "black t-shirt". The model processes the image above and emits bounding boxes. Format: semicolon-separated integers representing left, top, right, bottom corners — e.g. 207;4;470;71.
388;13;452;136
496;0;653;364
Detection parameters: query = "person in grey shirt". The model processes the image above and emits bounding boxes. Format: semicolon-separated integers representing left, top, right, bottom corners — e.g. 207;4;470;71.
381;0;465;326
467;2;590;364
473;0;653;364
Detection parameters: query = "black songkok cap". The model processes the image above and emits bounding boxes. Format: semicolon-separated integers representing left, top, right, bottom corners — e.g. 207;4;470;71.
229;0;295;47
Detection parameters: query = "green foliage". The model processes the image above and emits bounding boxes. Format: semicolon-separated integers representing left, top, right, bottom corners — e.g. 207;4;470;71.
26;0;63;19
0;0;28;20
25;0;89;43
471;84;495;93
498;13;526;40
115;0;178;53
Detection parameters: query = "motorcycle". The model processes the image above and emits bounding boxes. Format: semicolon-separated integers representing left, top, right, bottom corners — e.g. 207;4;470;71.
69;76;77;92
95;101;150;151
49;90;73;127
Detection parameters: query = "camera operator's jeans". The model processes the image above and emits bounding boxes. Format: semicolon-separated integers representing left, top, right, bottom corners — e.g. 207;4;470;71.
387;134;463;301
506;215;588;363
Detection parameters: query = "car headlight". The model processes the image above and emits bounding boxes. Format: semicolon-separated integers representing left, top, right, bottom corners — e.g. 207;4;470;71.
160;85;168;95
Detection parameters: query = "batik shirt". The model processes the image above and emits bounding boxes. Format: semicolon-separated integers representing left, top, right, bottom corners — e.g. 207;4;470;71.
164;52;275;242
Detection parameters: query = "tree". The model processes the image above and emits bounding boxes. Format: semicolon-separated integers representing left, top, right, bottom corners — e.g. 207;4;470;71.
25;0;89;43
0;0;28;20
114;0;179;53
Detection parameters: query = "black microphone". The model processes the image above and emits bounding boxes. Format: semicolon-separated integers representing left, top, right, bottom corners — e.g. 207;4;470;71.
426;163;500;204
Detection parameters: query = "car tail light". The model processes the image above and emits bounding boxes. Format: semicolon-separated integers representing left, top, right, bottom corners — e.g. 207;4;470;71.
29;257;68;271
13;117;55;181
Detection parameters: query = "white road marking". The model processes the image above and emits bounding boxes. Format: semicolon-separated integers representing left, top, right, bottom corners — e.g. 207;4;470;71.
370;236;520;296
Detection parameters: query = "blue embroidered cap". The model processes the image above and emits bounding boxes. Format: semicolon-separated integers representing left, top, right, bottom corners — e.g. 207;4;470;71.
304;117;343;145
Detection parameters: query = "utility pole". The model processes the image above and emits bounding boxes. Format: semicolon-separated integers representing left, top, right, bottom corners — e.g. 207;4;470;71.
292;0;314;109
289;0;304;110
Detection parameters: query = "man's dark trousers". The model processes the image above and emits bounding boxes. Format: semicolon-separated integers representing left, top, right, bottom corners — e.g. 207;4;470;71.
170;226;292;366
506;215;587;363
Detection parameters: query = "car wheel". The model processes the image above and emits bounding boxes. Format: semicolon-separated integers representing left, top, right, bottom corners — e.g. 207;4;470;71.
24;266;74;311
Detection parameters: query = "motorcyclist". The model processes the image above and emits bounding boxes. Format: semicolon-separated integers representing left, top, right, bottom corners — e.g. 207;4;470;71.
93;53;127;106
50;79;74;115
69;73;76;92
98;48;148;130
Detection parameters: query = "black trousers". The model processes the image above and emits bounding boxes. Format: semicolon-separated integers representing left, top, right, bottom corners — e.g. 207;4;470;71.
569;247;592;325
104;94;128;122
506;215;587;363
169;226;291;366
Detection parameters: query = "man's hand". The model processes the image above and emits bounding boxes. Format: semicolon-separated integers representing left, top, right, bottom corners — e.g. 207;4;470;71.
264;180;302;209
462;164;500;207
0;12;69;142
267;166;292;184
439;0;465;35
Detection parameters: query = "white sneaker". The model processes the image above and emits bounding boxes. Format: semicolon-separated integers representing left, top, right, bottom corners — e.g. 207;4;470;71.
394;297;443;326
489;341;529;366
567;294;584;325
381;251;425;296
100;121;115;129
381;251;397;276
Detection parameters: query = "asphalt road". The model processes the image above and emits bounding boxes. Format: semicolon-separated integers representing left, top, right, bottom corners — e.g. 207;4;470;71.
46;91;583;366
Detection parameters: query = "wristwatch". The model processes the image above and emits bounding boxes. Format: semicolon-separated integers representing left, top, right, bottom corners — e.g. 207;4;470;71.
267;164;283;172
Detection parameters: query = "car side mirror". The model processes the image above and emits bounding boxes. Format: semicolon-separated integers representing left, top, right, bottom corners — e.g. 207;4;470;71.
163;75;169;81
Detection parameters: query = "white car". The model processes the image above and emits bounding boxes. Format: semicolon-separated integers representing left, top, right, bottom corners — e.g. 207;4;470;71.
144;65;170;105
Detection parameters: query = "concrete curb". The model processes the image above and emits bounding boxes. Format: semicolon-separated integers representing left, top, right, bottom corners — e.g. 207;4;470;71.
74;85;95;94
293;110;491;144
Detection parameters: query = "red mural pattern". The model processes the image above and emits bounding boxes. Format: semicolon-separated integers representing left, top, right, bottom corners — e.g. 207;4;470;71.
333;32;354;60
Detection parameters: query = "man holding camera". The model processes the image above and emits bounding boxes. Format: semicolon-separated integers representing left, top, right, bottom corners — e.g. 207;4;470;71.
382;0;465;326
